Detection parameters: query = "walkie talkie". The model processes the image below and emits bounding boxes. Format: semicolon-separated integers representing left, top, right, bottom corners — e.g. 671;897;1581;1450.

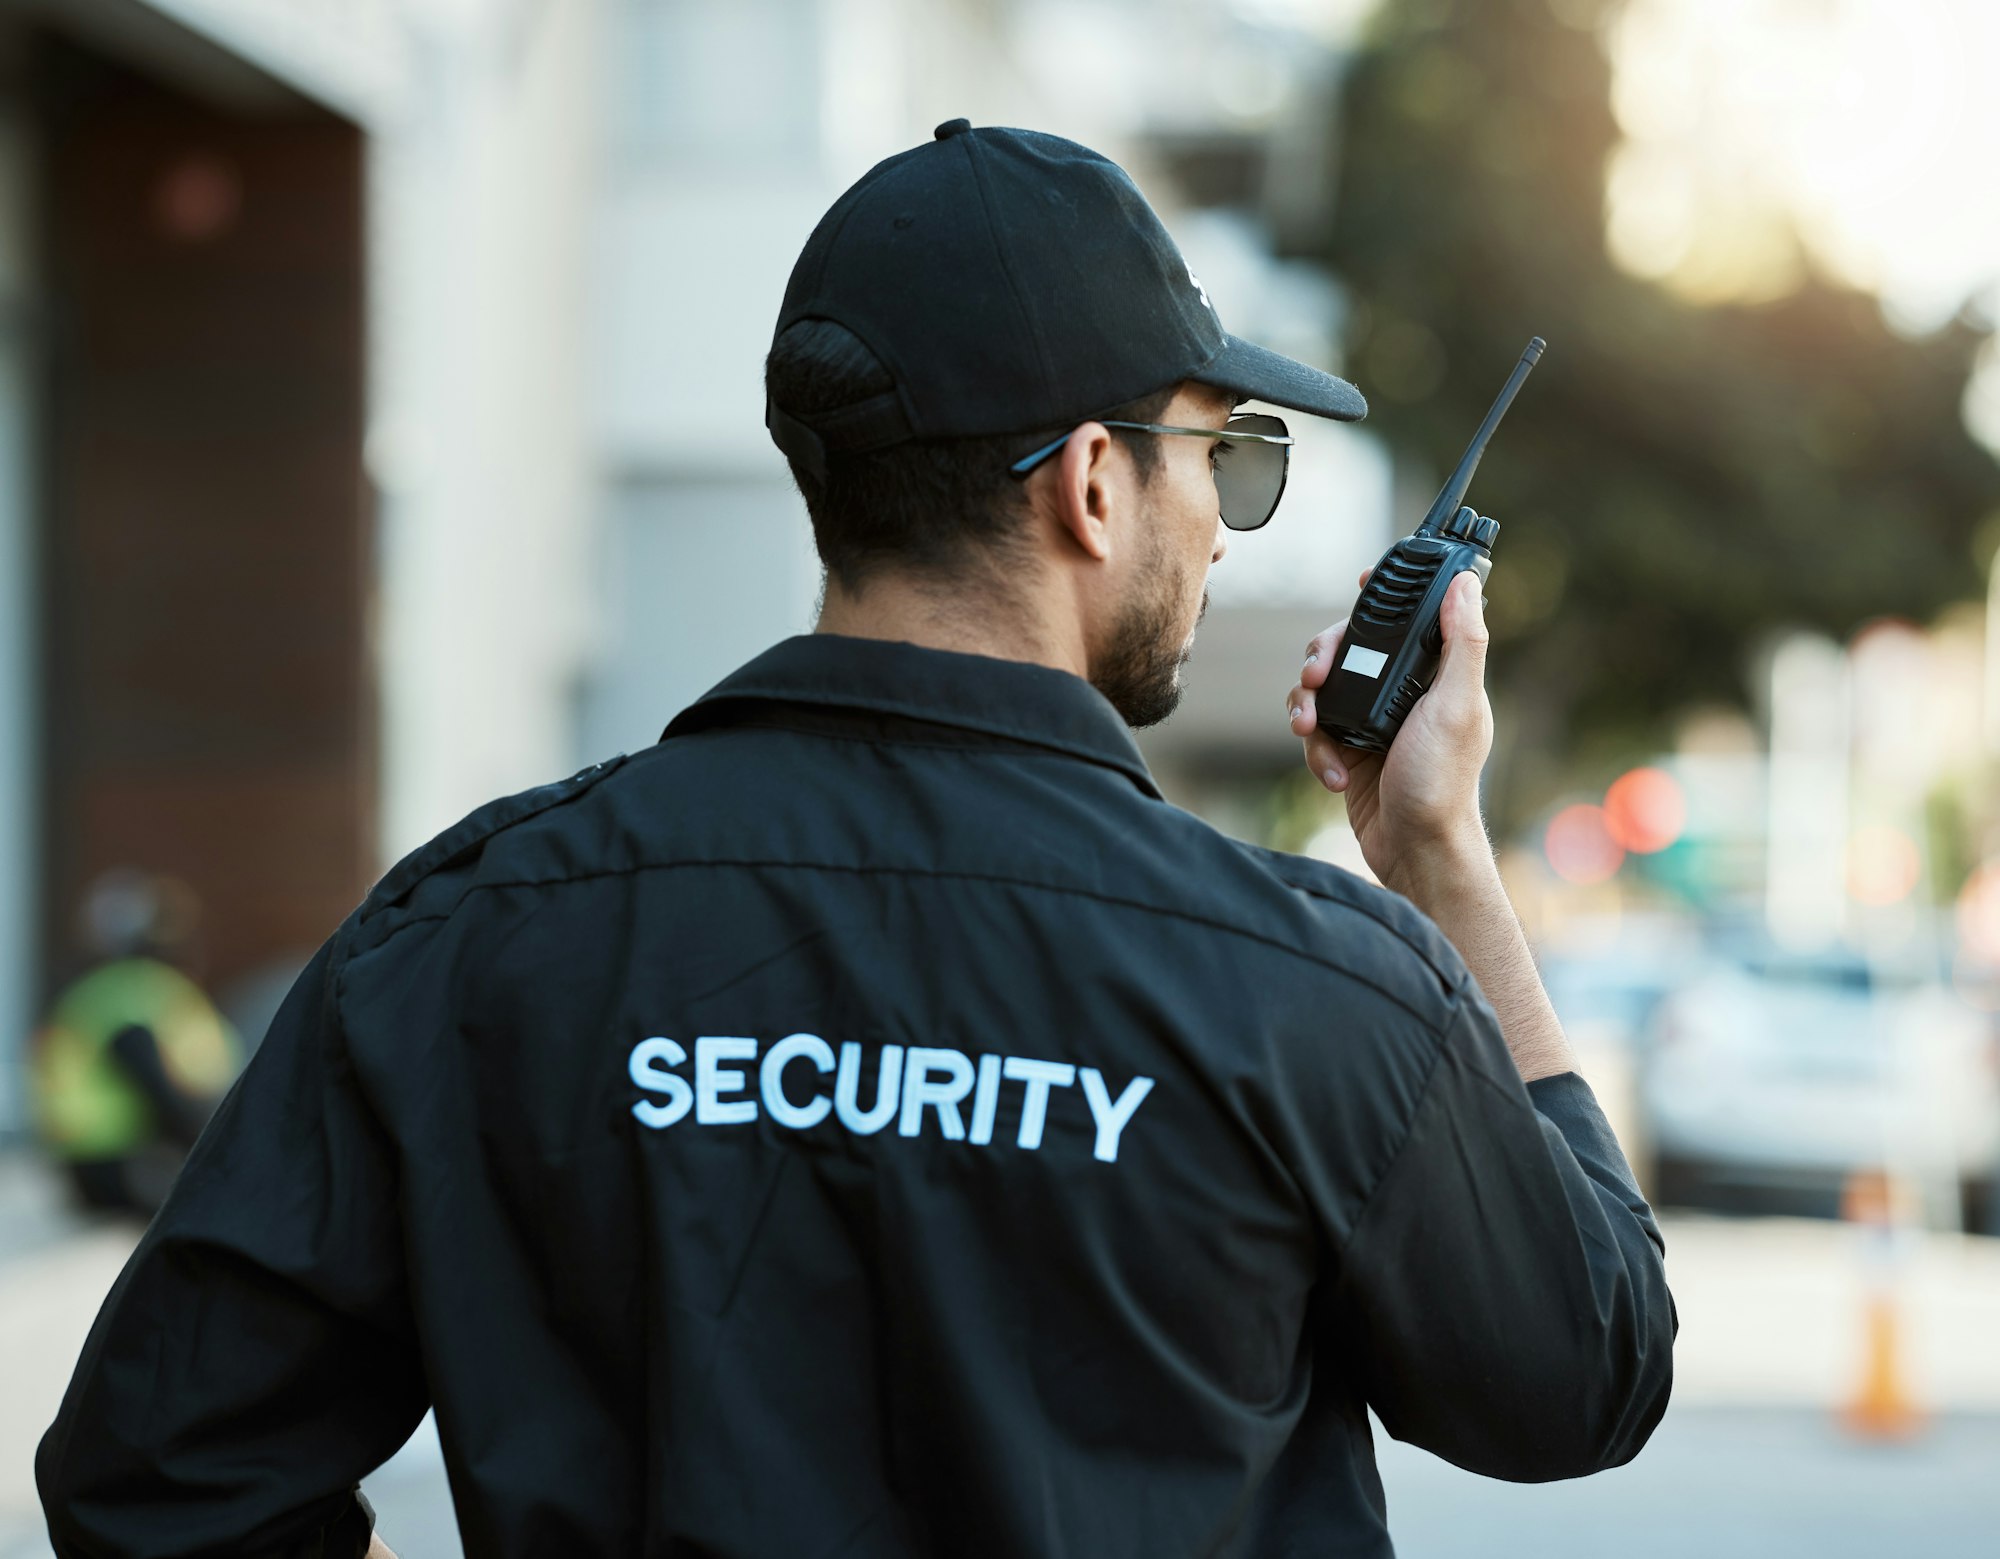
1317;337;1545;753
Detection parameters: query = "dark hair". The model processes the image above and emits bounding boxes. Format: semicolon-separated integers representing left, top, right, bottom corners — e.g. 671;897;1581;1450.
765;319;1176;591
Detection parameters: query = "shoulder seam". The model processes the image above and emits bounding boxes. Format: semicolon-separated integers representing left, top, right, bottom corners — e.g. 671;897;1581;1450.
349;856;1453;1027
1268;874;1459;988
1234;841;1462;988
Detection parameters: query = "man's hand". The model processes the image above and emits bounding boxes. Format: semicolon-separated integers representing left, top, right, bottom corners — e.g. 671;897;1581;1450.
1284;567;1576;1081
1286;569;1492;894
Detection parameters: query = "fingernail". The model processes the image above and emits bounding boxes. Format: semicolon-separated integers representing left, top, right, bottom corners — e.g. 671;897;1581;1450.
1323;765;1344;789
1304;651;1318;666
1287;704;1300;725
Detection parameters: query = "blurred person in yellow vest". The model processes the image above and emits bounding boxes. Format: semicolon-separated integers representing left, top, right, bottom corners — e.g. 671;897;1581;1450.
29;869;243;1216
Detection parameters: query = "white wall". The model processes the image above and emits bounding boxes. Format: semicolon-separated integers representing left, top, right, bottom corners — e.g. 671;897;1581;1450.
576;477;823;760
370;0;606;857
583;0;834;752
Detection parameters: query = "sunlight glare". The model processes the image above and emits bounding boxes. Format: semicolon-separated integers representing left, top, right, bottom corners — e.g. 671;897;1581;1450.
1605;0;2000;327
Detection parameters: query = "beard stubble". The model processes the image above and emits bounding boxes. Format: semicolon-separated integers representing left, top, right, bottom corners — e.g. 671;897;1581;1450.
1091;532;1208;729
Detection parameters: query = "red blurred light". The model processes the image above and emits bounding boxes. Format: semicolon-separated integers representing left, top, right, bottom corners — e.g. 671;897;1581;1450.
1545;803;1624;885
1602;767;1686;854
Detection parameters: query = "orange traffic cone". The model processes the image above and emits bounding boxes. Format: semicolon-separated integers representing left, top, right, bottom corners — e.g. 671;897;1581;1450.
1840;1169;1924;1440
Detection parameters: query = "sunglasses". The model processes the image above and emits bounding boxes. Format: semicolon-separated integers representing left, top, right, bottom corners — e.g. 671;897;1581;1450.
1007;413;1295;531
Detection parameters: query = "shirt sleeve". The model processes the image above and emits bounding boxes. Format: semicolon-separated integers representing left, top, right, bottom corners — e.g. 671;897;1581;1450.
36;933;428;1558
1326;980;1676;1482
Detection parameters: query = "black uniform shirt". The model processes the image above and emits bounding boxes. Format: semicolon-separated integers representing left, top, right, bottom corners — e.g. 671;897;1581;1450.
39;635;1675;1559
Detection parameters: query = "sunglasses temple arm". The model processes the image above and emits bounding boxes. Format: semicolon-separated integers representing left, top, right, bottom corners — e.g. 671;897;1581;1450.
1008;434;1072;478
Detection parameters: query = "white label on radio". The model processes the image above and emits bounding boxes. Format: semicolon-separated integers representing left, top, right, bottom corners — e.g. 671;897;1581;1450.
1342;645;1389;678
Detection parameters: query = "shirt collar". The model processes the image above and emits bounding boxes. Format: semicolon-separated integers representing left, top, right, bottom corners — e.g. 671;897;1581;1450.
662;634;1163;799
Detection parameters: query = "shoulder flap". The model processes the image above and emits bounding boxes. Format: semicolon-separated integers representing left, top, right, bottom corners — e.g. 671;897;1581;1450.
357;754;631;926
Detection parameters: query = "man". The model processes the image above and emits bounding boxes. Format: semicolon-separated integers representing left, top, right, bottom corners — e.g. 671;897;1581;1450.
40;120;1672;1558
31;870;241;1217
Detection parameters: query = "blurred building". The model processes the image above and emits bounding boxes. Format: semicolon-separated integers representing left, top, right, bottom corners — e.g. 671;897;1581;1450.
0;0;598;1132
0;0;1389;1131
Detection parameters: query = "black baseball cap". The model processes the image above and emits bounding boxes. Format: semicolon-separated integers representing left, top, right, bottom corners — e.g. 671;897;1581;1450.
767;118;1366;480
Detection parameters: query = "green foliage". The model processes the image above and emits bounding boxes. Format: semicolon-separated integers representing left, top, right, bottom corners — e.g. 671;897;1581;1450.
1311;0;2000;813
1261;766;1349;855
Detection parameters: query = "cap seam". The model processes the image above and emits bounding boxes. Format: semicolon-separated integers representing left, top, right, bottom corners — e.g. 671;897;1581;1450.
960;134;1058;416
774;157;899;339
792;177;866;319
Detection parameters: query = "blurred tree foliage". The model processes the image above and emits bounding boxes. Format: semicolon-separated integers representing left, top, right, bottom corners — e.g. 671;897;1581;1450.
1307;0;2000;815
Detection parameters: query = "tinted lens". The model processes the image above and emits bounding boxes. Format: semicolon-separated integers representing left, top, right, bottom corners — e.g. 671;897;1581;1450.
1213;414;1291;531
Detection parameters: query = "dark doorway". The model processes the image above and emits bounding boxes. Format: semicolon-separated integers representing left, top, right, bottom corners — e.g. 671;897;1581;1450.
34;32;371;1005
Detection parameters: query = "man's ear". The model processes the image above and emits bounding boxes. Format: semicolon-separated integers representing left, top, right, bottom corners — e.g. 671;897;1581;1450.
1042;422;1117;563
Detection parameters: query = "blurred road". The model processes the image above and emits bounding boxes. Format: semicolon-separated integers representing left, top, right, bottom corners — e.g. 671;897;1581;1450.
4;1150;1999;1557
1378;1408;2000;1559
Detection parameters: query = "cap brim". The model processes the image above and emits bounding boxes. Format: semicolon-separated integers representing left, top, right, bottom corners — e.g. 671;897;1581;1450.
1197;334;1367;422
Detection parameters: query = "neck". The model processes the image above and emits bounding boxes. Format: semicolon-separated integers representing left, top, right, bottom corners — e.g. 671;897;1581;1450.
814;568;1088;679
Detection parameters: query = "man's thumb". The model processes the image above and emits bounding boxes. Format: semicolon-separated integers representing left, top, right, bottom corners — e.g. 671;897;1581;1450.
1435;571;1489;693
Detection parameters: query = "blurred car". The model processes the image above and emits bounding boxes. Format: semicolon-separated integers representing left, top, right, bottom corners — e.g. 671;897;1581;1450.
1541;915;1700;1057
1642;944;2000;1228
1537;917;1705;1199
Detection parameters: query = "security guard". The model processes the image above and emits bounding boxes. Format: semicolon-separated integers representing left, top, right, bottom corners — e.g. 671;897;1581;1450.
40;122;1674;1558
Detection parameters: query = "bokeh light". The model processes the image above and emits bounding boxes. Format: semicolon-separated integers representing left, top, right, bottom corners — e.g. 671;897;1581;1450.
1603;766;1687;854
1958;861;2000;963
1545;803;1625;885
1606;0;2000;327
1846;824;1922;907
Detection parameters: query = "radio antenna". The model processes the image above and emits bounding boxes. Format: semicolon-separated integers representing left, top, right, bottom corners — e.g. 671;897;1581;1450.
1417;336;1545;534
